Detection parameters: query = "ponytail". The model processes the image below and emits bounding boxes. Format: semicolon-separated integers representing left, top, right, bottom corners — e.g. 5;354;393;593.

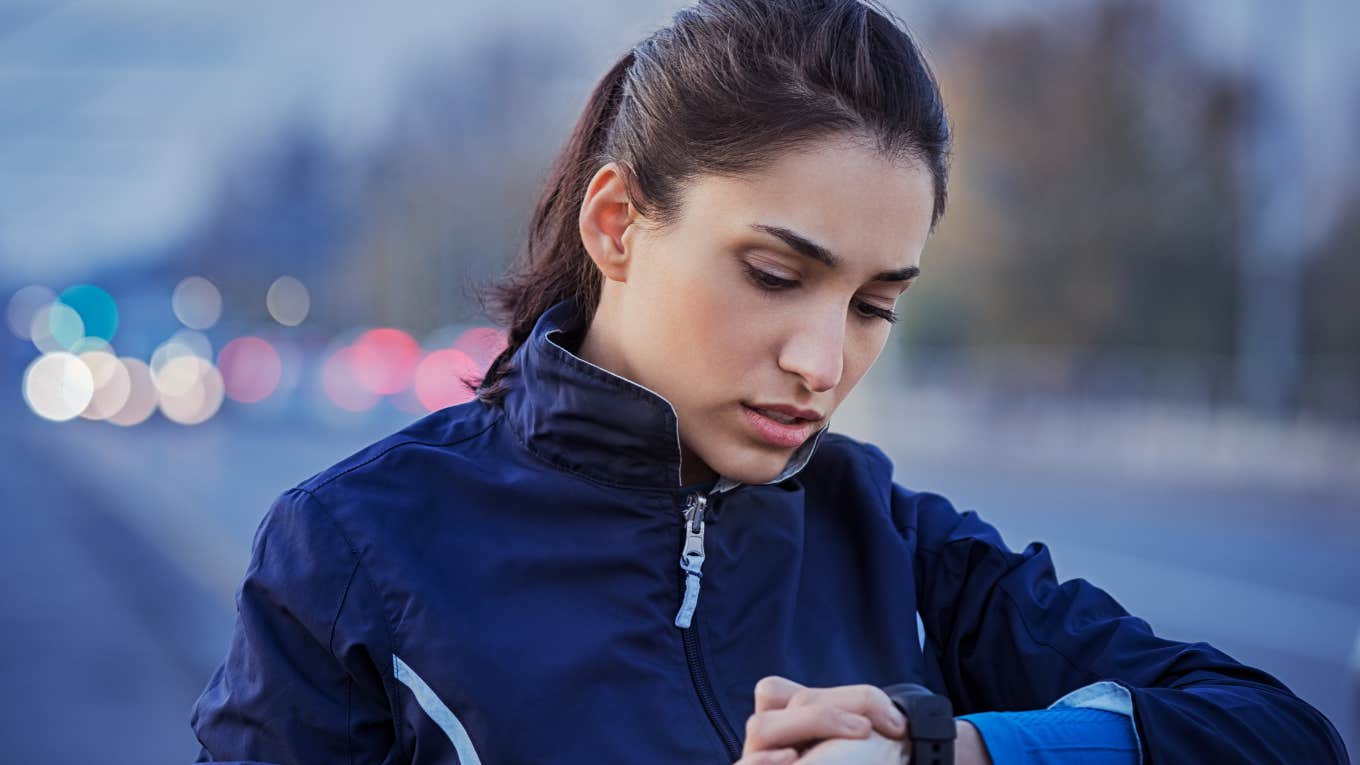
470;50;636;405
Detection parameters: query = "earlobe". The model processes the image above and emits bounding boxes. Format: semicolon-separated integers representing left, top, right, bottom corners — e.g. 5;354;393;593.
579;162;637;282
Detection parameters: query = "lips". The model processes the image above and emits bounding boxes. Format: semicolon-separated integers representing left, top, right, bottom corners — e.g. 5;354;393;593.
741;404;818;448
745;402;823;422
751;406;803;425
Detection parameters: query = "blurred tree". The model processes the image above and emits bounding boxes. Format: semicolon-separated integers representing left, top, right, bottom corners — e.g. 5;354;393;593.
1301;181;1360;418
178;118;358;330
907;0;1249;401
338;28;579;332
170;28;580;336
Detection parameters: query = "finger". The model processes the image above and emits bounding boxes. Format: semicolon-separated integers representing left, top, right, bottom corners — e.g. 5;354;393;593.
743;705;873;754
753;675;807;713
794;731;905;764
784;684;907;738
733;748;799;765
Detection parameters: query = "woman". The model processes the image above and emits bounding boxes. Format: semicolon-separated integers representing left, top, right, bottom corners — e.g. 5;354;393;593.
190;1;1349;763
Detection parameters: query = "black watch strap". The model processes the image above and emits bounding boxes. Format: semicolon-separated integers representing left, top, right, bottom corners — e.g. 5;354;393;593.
882;682;955;765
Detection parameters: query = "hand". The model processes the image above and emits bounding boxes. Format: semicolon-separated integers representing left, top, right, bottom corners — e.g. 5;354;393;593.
795;720;993;765
733;676;909;765
737;718;992;765
788;729;907;764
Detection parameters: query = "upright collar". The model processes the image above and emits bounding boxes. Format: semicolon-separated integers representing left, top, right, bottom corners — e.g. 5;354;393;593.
500;297;829;492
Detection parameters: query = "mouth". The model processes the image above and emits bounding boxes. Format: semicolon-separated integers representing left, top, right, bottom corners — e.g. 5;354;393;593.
741;403;819;448
749;406;804;425
743;400;824;423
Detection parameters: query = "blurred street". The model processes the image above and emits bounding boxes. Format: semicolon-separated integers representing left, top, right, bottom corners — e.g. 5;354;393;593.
0;403;402;763
3;392;1356;763
3;1;1357;762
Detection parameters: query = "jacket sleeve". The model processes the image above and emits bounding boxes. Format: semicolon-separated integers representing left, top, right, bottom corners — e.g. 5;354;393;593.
190;488;404;764
897;484;1350;764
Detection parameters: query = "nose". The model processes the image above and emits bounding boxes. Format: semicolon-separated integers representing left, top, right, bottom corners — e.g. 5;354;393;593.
777;308;845;394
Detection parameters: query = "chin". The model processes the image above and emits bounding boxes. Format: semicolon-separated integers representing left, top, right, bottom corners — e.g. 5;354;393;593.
712;447;792;486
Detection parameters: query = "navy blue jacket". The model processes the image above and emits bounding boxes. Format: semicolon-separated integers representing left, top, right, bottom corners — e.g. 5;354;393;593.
191;297;1349;764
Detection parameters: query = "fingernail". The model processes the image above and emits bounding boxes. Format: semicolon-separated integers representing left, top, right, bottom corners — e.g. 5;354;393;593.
766;749;797;764
889;706;907;731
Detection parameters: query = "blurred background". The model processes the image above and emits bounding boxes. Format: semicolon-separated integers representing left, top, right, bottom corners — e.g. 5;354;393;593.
2;0;1356;761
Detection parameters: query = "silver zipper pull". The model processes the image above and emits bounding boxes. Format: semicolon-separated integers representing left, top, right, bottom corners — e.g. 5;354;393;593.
674;493;708;629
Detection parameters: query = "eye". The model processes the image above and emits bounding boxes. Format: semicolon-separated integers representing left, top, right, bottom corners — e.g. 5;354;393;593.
745;262;900;324
742;263;798;291
854;301;899;324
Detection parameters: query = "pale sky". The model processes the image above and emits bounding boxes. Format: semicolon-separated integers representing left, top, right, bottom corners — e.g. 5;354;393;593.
0;0;1354;286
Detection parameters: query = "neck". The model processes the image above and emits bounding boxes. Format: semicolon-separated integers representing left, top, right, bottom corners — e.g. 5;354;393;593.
575;299;632;382
680;454;718;486
578;299;718;488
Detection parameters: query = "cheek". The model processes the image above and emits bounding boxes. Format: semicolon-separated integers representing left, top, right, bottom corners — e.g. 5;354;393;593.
672;270;765;368
628;264;751;399
708;292;791;379
839;332;886;390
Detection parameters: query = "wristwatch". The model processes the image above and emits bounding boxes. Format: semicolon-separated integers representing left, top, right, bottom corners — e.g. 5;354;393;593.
882;682;955;765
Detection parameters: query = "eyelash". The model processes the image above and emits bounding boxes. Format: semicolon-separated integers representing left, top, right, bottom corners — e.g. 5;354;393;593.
742;264;900;324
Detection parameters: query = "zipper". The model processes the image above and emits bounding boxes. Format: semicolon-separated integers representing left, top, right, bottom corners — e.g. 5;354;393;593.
674;490;742;761
674;492;708;629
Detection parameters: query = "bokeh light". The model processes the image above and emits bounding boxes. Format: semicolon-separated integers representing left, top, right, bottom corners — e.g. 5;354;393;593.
108;358;157;427
272;339;304;398
320;344;380;411
350;328;421;395
47;300;86;350
22;352;94;422
321;345;380;412
218;336;282;403
57;284;119;343
69;336;114;355
172;275;222;330
30;302;84;353
453;326;508;372
156;355;225;425
413;348;480;411
170;328;213;359
6;285;55;341
78;350;132;421
150;330;213;396
266;275;310;326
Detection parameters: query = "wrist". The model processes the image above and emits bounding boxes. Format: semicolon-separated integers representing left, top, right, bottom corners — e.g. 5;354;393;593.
954;720;993;765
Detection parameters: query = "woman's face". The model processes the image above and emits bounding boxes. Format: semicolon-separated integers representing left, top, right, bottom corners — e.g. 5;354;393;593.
577;134;935;486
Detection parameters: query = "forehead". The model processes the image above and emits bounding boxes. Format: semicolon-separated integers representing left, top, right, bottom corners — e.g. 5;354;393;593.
675;137;934;270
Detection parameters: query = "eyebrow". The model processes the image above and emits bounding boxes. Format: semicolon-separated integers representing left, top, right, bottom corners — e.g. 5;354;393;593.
748;223;920;282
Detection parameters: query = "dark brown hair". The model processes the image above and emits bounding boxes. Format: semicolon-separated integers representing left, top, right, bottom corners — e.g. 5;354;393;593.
472;0;951;405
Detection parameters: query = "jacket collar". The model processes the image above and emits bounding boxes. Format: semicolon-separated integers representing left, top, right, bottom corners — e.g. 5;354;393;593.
501;296;830;492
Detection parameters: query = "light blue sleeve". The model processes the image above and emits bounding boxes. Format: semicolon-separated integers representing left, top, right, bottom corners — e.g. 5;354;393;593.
956;681;1141;765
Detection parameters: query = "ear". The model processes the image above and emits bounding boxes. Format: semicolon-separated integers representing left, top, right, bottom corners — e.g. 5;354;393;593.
579;162;640;282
